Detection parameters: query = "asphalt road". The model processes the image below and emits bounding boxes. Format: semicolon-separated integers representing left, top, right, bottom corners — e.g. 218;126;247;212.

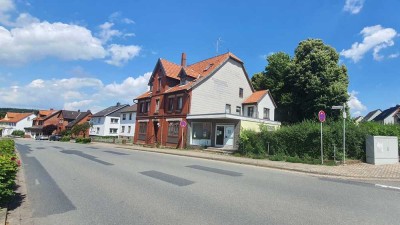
15;139;400;225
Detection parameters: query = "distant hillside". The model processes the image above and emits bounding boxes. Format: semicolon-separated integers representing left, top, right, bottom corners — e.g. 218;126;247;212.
0;108;39;119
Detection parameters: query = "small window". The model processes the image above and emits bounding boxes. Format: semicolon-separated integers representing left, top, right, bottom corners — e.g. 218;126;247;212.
247;107;254;117
109;128;118;134
263;108;270;119
122;126;125;133
122;114;126;120
239;88;243;98
140;102;145;113
225;104;231;114
236;106;241;115
155;99;160;113
146;100;150;112
167;122;179;137
176;96;183;111
168;97;174;112
111;118;119;124
139;122;147;134
98;118;101;123
96;127;100;134
129;113;132;120
128;126;131;133
157;77;161;92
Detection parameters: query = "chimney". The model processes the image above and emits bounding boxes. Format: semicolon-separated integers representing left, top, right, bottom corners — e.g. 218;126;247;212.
78;109;80;112
181;52;186;67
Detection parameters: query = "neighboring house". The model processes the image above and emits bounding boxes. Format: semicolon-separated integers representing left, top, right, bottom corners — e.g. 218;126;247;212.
0;112;35;137
89;103;129;136
119;104;137;140
361;109;382;122
373;105;400;125
134;52;280;149
66;110;92;137
354;116;364;124
24;109;59;138
55;110;85;134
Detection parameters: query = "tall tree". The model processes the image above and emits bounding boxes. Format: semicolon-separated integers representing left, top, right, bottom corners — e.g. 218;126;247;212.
252;39;349;123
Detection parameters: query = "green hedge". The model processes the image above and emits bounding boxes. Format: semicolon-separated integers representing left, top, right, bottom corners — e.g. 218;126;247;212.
75;137;91;144
60;136;71;142
238;121;400;162
0;139;18;204
11;130;25;137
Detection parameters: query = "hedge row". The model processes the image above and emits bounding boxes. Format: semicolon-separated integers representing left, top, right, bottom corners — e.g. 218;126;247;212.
75;137;91;144
238;121;400;162
0;139;18;204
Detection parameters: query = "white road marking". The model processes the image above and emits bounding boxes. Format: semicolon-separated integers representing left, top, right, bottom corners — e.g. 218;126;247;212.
375;184;400;191
35;179;40;185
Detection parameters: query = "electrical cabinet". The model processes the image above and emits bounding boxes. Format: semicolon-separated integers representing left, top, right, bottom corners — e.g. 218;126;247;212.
366;136;399;165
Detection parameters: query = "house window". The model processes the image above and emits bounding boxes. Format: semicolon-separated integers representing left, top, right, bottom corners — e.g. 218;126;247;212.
109;128;118;134
236;106;241;115
225;104;231;114
122;114;126;120
155;99;160;113
192;122;211;140
176;96;183;111
128;126;131;133
140;102;144;113
111;118;119;124
129;113;132;120
263;108;270;119
247;107;254;117
157;77;161;92
146;100;150;112
239;88;243;98
168;122;179;137
96;127;100;134
168;97;174;112
27;117;30;121
98;118;101;123
122;126;125;133
138;122;147;140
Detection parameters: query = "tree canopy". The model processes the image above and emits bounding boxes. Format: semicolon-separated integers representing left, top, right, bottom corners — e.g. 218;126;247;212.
71;122;91;138
252;39;349;123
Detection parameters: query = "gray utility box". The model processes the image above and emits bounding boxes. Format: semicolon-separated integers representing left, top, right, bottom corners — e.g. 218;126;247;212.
366;136;399;165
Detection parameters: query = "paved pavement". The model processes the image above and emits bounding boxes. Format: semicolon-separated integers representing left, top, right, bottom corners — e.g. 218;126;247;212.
93;142;400;180
7;139;400;225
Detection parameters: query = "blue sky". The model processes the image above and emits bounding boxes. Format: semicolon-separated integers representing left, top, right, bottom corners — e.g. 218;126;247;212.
0;0;399;116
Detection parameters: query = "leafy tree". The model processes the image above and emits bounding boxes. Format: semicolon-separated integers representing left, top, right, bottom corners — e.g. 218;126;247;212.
252;39;349;123
42;124;57;135
71;122;91;138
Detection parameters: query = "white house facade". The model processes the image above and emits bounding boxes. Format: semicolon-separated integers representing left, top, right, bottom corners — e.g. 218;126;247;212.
89;103;129;137
0;112;35;137
119;105;137;139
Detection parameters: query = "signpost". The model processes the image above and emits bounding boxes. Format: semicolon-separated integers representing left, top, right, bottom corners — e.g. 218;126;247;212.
332;104;346;164
318;110;326;164
180;120;187;149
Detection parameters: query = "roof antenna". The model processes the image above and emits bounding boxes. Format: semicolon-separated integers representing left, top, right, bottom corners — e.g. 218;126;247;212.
216;37;223;55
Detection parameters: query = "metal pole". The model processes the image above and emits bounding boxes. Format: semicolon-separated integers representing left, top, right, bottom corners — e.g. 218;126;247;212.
343;115;346;164
333;144;336;163
181;126;184;149
321;122;323;165
267;142;270;155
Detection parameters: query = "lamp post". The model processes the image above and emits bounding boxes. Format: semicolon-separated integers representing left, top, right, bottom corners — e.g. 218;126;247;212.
332;103;346;164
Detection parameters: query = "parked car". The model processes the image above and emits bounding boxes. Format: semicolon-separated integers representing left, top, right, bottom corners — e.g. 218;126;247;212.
35;135;49;140
49;134;62;141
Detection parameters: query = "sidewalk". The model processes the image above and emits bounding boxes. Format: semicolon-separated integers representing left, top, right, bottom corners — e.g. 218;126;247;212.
92;142;400;181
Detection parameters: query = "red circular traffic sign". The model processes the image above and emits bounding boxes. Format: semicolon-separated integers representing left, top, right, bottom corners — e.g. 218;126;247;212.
318;110;326;123
180;120;187;127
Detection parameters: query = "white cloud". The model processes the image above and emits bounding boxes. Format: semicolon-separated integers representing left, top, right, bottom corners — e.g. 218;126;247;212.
343;0;365;14
122;18;135;24
0;0;140;66
98;22;122;43
388;53;399;59
105;44;141;66
0;73;151;111
340;25;397;62
348;91;367;117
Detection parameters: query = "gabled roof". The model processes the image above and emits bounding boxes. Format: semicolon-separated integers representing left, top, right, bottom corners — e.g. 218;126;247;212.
243;90;268;104
0;112;34;123
92;104;129;117
59;110;81;120
119;104;138;113
373;105;400;121
362;109;382;122
66;111;92;128
35;109;58;120
159;59;182;80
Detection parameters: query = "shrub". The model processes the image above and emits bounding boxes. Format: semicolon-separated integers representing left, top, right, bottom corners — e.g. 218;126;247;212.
11;130;25;137
75;137;91;144
60;136;71;142
0;139;18;204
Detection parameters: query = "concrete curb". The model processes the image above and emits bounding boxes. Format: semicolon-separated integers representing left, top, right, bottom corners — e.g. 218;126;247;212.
99;143;400;181
0;207;6;225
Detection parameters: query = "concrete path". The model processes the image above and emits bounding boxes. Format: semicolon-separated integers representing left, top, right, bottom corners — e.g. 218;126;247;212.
93;142;400;180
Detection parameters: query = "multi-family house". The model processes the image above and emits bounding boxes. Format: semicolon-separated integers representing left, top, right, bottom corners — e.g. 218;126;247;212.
373;105;400;125
89;103;129;136
24;109;59;138
134;52;280;149
119;104;137;140
361;109;382;122
66;110;92;137
0;112;35;137
55;110;87;134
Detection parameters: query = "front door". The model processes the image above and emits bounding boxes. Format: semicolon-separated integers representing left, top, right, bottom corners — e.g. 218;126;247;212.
153;121;159;143
215;125;234;147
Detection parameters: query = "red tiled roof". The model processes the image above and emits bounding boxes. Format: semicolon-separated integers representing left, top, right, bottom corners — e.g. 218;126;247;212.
243;90;268;104
136;91;151;100
164;82;193;94
159;59;182;80
0;112;33;123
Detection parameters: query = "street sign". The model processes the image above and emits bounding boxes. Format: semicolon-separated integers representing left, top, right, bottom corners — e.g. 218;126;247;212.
318;110;326;123
180;120;187;127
